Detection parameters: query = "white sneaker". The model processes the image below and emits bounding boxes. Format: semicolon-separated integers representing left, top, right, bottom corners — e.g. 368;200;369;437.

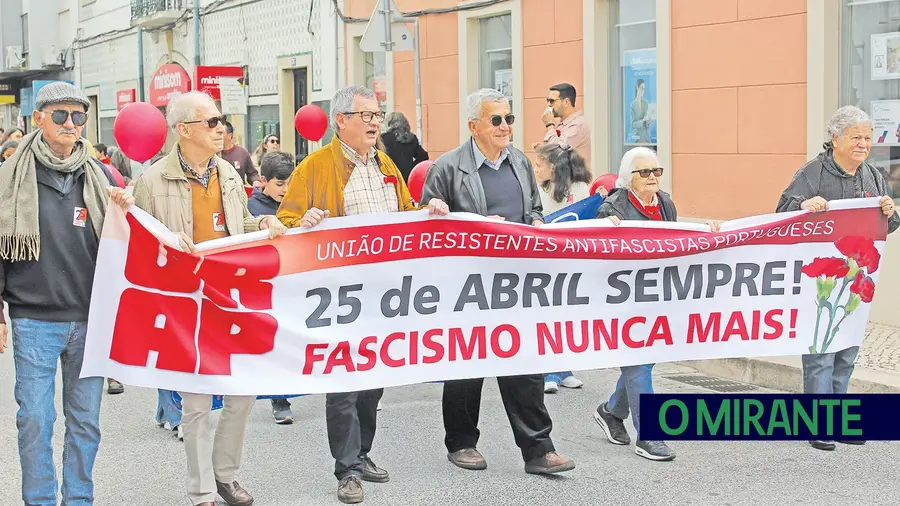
176;425;184;442
560;376;584;389
544;381;559;394
377;400;383;411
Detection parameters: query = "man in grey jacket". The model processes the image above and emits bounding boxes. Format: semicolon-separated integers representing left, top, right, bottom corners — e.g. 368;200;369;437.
777;105;898;452
420;88;574;475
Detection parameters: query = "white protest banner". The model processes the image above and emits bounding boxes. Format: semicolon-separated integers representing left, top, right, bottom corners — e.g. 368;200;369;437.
82;199;889;395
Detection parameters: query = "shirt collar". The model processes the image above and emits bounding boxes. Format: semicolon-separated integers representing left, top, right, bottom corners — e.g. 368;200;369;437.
471;137;509;171
560;110;582;126
630;189;658;208
339;138;377;165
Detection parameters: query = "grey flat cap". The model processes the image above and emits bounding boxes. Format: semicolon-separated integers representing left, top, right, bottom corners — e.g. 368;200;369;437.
34;81;90;112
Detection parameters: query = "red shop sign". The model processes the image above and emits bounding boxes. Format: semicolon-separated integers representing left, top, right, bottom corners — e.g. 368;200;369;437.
195;65;244;101
149;63;192;107
116;89;136;111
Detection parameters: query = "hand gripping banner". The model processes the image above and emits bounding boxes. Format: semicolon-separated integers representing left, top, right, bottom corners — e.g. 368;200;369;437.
82;199;889;396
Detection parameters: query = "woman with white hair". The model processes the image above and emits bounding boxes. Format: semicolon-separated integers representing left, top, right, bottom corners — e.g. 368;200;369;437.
777;105;898;452
591;147;682;462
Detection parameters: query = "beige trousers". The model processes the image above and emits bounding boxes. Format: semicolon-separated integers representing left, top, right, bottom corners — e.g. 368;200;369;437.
180;392;256;505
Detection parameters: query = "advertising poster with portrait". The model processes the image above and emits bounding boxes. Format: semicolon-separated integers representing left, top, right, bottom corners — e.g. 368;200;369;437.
871;100;900;146
871;32;900;81
623;48;657;145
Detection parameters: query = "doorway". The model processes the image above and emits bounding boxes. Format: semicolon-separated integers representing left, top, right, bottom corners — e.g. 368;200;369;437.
293;68;308;161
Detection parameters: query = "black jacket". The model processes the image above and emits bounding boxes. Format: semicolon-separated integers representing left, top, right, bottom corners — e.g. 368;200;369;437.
596;187;678;222
381;131;428;182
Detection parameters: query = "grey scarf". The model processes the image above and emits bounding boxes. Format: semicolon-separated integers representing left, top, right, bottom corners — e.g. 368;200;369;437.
0;130;109;261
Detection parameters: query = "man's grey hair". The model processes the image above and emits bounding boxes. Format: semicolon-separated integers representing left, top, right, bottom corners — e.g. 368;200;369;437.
616;146;659;189
165;91;217;132
827;105;873;138
466;88;508;121
331;85;377;132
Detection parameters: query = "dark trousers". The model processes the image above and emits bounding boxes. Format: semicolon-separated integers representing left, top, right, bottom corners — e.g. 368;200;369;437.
326;388;384;480
442;374;554;462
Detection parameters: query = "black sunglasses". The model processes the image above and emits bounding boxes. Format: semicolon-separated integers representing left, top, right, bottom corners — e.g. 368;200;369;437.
50;110;88;127
490;114;515;127
632;167;664;178
268;138;280;144
183;114;227;128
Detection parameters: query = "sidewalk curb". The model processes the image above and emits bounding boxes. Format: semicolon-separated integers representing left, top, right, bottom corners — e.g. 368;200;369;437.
680;357;900;393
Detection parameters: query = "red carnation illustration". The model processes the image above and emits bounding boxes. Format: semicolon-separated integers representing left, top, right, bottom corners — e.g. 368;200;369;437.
801;236;879;354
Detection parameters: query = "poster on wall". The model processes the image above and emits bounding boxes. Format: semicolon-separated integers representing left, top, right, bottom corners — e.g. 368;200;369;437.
623;48;657;145
871;100;900;146
219;77;247;115
871;32;900;81
495;69;513;99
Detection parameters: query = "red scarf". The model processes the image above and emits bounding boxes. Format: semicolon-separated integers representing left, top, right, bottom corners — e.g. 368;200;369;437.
628;192;662;221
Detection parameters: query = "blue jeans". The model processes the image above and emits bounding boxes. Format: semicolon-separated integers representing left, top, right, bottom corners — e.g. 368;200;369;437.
12;318;103;506
608;364;655;435
544;371;574;383
802;346;859;395
156;389;182;429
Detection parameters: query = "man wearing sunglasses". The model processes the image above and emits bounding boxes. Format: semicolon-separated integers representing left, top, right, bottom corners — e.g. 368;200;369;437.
535;83;592;174
0;81;133;506
133;91;287;506
420;88;575;476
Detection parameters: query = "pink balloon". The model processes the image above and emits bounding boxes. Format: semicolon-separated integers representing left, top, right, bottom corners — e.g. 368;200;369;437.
295;104;328;142
114;102;167;163
407;160;431;204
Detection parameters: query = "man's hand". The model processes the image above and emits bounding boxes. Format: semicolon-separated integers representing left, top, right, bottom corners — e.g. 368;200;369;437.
608;216;621;226
532;219;543;227
880;195;895;217
487;215;506;221
0;323;8;354
800;196;828;213
596;187;609;197
540;107;555;126
301;207;330;228
260;215;288;239
427;198;449;216
107;187;134;211
707;220;722;233
176;232;196;253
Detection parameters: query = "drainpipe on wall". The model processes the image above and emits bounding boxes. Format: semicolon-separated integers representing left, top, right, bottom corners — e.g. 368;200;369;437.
193;0;200;66
137;28;145;101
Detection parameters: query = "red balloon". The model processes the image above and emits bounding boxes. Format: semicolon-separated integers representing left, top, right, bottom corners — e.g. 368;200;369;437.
590;173;618;195
295;104;328;142
407;160;432;204
113;102;167;163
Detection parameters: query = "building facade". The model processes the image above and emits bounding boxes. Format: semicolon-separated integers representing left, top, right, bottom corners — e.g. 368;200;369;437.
0;0;79;132
341;0;900;325
74;0;342;158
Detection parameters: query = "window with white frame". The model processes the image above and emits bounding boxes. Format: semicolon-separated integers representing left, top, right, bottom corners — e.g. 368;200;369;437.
479;14;513;108
841;0;900;200
609;0;656;172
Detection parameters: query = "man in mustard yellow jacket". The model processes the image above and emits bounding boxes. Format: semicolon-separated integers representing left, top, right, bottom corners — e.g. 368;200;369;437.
278;85;448;504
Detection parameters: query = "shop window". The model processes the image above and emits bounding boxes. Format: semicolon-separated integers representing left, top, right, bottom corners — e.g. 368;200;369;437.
479;14;513;108
608;0;656;172
841;0;900;200
100;117;114;147
364;51;388;111
248;104;280;153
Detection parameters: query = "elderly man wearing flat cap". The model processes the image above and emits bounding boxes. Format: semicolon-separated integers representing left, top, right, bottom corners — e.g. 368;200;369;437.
0;81;132;506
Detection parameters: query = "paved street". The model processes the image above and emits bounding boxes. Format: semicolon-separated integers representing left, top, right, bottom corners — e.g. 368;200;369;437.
859;323;900;374
2;352;898;506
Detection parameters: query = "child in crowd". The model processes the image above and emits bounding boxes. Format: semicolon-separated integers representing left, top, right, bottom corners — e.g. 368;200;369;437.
248;151;293;217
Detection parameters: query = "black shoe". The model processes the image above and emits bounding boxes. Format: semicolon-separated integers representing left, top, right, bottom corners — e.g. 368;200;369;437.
810;440;836;451
337;476;364;504
635;440;676;461
837;440;866;445
359;455;390;483
271;399;293;425
593;402;631;445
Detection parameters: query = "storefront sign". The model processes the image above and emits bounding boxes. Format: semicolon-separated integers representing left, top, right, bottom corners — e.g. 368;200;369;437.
219;77;247;115
117;89;137;111
0;81;20;105
195;65;244;101
149;63;192;107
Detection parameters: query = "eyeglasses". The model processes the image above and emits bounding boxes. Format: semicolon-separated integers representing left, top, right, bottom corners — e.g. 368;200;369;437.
49;110;88;127
268;138;280;144
183;115;227;128
632;167;664;178
490;114;515;127
342;111;385;123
